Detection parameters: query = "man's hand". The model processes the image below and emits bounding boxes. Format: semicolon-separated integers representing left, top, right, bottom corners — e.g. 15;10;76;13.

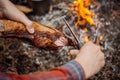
0;0;34;33
69;41;105;79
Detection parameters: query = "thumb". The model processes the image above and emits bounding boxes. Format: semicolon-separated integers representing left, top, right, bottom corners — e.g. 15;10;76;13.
69;49;80;56
24;20;34;34
26;25;34;34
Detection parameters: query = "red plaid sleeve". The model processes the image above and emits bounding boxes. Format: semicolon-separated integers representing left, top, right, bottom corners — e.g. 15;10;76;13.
0;61;85;80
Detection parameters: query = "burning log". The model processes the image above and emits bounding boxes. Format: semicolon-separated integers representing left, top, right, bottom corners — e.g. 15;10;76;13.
0;19;74;50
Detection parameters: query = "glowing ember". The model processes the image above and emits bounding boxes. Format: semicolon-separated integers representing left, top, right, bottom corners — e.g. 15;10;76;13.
99;35;103;40
84;28;88;32
71;0;95;26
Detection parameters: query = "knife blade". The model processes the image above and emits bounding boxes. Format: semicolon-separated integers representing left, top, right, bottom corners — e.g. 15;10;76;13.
63;18;82;49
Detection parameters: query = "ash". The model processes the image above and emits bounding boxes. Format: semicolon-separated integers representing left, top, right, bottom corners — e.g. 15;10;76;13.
0;0;120;80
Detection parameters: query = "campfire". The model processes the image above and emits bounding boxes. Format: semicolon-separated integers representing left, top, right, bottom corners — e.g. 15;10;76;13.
63;0;104;46
71;0;95;26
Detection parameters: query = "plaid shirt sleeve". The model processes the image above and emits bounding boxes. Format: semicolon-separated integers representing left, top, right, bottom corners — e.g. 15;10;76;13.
0;61;85;80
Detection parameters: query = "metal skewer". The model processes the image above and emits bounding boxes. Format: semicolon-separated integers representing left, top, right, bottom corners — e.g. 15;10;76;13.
63;18;82;49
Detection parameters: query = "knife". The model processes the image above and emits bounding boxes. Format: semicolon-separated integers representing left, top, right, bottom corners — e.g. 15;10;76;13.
63;18;82;49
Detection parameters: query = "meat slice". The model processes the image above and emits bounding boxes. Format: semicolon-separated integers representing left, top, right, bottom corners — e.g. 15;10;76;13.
0;19;74;49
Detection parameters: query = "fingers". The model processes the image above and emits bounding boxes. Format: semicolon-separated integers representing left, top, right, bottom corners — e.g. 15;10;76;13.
96;50;105;68
24;20;34;34
99;51;105;67
87;41;103;50
69;41;101;56
26;25;34;34
69;49;80;56
97;50;105;60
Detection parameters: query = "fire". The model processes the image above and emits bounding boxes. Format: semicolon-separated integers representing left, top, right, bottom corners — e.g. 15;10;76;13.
99;35;103;40
69;0;103;43
71;0;95;26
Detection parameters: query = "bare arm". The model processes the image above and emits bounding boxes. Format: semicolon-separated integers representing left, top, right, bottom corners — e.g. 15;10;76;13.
0;0;34;33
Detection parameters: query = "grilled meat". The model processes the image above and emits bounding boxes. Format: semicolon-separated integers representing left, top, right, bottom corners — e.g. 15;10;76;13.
0;19;74;49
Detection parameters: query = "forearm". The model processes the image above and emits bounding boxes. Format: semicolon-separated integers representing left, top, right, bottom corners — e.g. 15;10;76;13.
0;0;5;17
0;0;10;9
0;0;5;9
0;0;34;33
0;61;85;80
0;0;30;24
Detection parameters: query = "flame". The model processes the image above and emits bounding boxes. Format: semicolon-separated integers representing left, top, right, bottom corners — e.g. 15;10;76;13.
71;0;95;26
70;0;104;43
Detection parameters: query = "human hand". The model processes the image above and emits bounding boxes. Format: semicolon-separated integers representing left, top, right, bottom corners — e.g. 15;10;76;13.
0;0;34;33
69;41;105;79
